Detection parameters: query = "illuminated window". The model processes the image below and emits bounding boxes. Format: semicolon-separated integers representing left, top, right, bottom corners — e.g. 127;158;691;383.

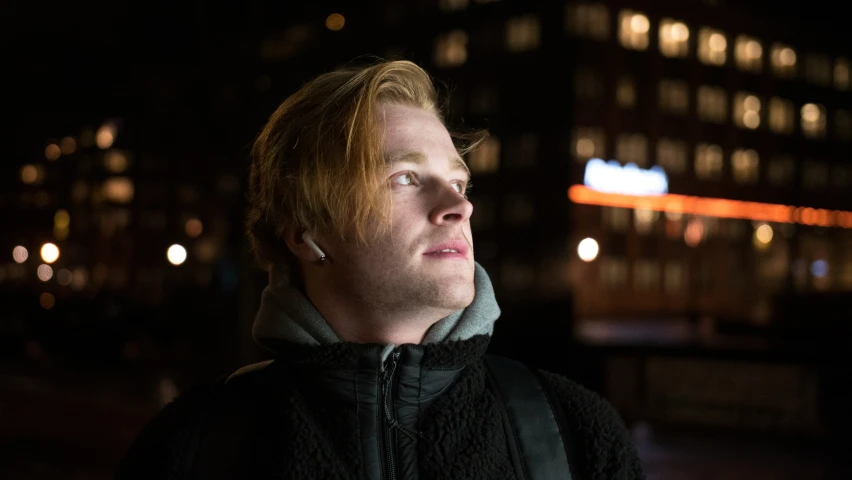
733;92;761;130
469;86;499;115
767;155;795;186
616;76;636;108
565;3;610;41
658;79;689;115
470;195;495;230
802;161;829;191
771;43;797;78
659;19;689;58
656;137;687;174
505;15;540;52
601;257;627;288
618;10;650;51
805;53;832;87
575;67;603;100
615;133;648;167
634;259;660;291
504;134;538;168
734;35;763;72
602;207;630;232
836;57;850;90
698;28;727;66
503;194;535;226
634;208;659;235
731;149;760;184
800;103;826;139
835;110;852;141
468;137;501;174
696;85;727;123
572;127;606;161
664;261;684;294
768;97;795;134
434;30;468;67
439;0;469;12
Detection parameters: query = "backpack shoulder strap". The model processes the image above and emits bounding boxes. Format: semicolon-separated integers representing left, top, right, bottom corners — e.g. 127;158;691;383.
483;354;574;480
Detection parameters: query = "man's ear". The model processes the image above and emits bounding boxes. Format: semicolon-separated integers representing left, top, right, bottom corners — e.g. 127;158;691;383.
281;227;320;263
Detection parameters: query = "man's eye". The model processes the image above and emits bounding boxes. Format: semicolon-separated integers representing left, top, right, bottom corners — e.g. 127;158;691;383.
394;173;415;186
452;183;463;193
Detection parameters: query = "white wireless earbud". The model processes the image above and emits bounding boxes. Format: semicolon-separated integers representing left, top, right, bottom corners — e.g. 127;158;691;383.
301;232;326;263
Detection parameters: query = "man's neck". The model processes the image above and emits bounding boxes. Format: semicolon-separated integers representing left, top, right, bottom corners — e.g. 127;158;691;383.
304;281;451;345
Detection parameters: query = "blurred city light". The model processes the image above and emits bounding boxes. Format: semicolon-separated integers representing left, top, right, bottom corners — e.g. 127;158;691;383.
779;47;796;66
12;246;28;263
104;150;128;173
167;244;188;265
684;219;705;247
45;143;61;161
185;218;203;238
57;268;73;286
810;259;828;278
20;164;39;184
755;223;774;244
103;177;134;203
39;292;56;310
71;268;88;290
577;238;600;262
96;123;116;149
59;136;77;155
568;185;852;229
37;264;54;282
325;13;345;31
709;33;726;52
630;14;649;33
54;209;70;229
40;243;60;263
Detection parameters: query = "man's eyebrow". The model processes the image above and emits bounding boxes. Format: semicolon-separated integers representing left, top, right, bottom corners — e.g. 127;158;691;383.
385;151;471;179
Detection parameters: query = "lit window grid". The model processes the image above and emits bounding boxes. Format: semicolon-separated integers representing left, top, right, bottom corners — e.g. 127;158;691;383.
565;3;610;41
618;9;650;51
698;28;727;66
659;18;690;58
734;35;763;72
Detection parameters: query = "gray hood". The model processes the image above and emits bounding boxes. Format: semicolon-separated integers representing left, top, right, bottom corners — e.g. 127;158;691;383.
252;262;501;359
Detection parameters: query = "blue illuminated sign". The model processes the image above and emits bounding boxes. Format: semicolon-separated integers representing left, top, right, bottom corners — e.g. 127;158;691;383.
583;158;669;196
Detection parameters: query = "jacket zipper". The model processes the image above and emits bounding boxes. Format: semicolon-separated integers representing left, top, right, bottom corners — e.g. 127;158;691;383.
381;350;401;480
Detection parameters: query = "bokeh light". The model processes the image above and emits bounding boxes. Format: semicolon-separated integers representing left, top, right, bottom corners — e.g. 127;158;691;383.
326;13;345;31
577;238;600;262
45;143;61;161
57;268;73;286
40;243;60;264
13;246;29;263
40;292;56;309
96;123;116;149
37;264;54;282
20;164;39;184
167;244;188;265
755;224;774;244
60;136;77;155
185;218;203;238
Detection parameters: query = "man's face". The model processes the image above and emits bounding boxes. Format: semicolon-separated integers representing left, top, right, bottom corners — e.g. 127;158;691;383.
320;103;475;316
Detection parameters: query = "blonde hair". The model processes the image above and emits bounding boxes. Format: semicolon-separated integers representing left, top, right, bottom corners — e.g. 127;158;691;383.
247;59;486;274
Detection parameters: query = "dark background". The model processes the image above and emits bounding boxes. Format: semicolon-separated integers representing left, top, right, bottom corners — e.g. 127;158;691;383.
3;1;851;479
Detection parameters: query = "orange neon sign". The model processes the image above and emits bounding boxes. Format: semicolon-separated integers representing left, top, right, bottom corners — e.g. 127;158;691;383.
567;185;852;229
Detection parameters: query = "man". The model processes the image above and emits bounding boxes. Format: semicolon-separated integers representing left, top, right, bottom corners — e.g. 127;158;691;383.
117;59;644;479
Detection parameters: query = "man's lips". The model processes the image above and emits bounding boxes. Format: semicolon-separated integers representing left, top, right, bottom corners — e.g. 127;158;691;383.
423;240;469;257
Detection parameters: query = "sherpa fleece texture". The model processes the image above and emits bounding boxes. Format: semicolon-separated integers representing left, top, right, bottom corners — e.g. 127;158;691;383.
116;336;644;480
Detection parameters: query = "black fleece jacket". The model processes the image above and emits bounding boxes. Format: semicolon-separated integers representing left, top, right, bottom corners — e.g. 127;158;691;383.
116;335;644;480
